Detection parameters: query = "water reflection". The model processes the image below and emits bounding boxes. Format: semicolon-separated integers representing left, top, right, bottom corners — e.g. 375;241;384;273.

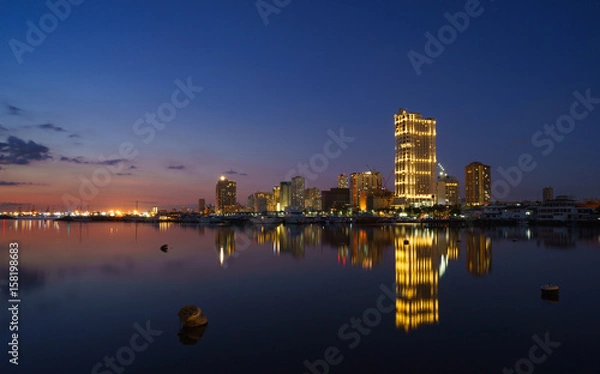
395;228;440;332
466;229;492;276
215;227;236;265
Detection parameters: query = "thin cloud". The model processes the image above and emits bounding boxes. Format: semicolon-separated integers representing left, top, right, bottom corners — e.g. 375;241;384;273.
168;165;186;170
59;156;126;166
0;136;51;165
0;124;8;132
223;168;248;176
0;181;46;186
37;123;66;132
115;172;133;176
68;133;81;139
6;104;22;116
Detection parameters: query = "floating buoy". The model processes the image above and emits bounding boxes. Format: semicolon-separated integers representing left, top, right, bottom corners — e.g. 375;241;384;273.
178;324;208;345
160;244;169;253
540;284;559;302
403;239;409;245
178;305;208;327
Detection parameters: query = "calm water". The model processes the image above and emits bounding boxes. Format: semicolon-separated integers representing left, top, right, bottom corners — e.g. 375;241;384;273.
1;220;599;373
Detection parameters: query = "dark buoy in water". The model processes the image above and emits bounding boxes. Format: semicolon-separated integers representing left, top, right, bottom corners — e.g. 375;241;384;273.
160;244;169;253
177;305;208;345
178;305;208;327
540;284;559;302
403;239;409;245
178;324;207;345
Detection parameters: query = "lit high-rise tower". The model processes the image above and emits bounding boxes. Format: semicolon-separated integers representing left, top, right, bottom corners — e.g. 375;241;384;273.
394;108;437;206
337;173;349;188
465;162;491;206
216;176;237;214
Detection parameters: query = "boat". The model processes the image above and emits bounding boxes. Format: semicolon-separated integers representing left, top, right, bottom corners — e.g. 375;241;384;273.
283;210;306;224
249;215;282;225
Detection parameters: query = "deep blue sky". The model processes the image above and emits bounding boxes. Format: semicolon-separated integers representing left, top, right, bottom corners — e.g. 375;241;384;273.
1;0;599;210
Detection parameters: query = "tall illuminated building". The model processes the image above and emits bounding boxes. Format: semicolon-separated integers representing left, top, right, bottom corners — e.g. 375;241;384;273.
436;175;460;206
215;176;237;214
395;228;439;332
280;181;291;210
465;162;491;206
350;170;382;209
291;176;306;210
337;173;349;188
394;108;437;206
270;186;281;211
305;187;322;211
542;186;554;202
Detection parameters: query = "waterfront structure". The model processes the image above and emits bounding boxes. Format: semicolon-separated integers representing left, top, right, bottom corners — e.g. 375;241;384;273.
337;173;349;188
350;171;382;209
216;176;237;214
537;196;595;222
543;186;554;202
465;162;491;206
291;176;306;210
394;108;437;206
436;175;459;206
198;199;206;214
280;181;292;211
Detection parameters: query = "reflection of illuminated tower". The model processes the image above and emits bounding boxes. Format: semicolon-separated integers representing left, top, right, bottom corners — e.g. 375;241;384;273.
466;230;492;276
395;229;439;332
215;227;236;266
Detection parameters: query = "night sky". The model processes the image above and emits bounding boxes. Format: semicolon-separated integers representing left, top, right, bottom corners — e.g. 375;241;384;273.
1;0;599;211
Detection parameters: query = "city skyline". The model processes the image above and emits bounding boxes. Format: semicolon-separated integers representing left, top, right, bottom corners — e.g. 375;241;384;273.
1;2;599;211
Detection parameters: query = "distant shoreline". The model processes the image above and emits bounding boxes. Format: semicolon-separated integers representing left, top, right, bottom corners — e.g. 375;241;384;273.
2;216;599;227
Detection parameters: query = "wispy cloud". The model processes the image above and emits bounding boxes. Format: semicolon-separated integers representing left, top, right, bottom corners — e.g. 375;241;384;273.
223;168;248;176
0;124;8;133
59;156;126;166
0;136;51;165
0;180;46;186
6;104;22;116
37;123;66;132
115;172;133;176
168;165;186;170
68;133;81;139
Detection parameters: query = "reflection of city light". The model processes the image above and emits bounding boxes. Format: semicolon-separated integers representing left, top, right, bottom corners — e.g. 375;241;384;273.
219;248;224;265
439;254;448;277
